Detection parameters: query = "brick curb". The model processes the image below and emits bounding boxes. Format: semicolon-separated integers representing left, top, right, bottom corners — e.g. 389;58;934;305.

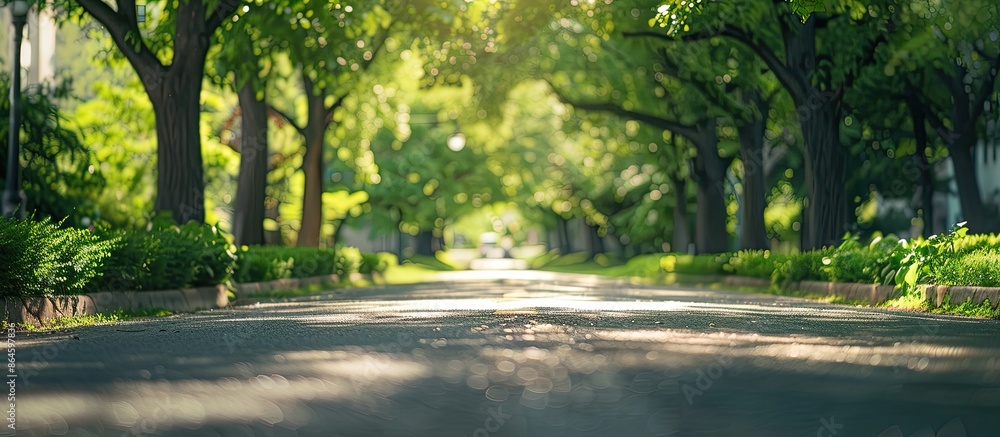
2;285;228;327
1;272;378;327
797;280;896;305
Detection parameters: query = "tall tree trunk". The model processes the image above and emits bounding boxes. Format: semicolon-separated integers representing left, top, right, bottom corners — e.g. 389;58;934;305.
84;0;240;225
906;98;934;237
414;230;434;256
688;122;729;254
671;175;690;253
736;93;770;250
948;142;996;233
232;80;268;246
797;98;846;250
297;76;331;247
587;224;605;259
557;216;571;254
149;68;207;224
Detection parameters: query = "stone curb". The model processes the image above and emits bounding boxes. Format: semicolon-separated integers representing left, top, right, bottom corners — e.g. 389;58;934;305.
2;272;380;327
2;285;228;327
671;274;1000;309
797;280;896;305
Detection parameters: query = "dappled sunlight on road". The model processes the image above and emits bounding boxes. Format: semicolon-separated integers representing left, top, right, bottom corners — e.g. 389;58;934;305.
15;278;1000;436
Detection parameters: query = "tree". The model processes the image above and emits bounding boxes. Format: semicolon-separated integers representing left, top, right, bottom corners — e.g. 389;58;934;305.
883;0;1000;233
24;0;244;224
643;0;893;249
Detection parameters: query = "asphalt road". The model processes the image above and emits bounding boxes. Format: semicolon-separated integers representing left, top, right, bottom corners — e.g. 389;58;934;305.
13;271;1000;436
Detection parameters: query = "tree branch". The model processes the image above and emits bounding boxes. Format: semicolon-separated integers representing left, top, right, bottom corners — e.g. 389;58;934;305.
268;105;305;136
78;0;163;74
548;82;700;139
625;26;805;101
206;0;243;33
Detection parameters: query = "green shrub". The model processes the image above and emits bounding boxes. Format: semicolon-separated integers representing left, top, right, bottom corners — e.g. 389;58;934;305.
335;246;363;278
772;248;834;286
725;250;785;279
360;252;398;274
826;236;900;284
90;220;236;292
621;254;664;277
661;253;730;275
234;246;336;283
0;216;116;296
933;249;1000;288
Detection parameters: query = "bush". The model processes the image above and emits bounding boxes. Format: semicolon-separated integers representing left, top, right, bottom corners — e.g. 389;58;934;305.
932;249;1000;288
826;236;900;285
90;220;236;292
234;246;336;283
661;253;730;275
725;250;785;279
0;216;116;296
621;254;664;277
360;252;398;274
772;248;834;287
335;246;363;278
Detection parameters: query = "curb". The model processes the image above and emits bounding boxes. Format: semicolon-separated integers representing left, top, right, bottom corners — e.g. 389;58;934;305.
665;273;1000;309
797;281;896;305
2;272;378;327
2;285;228;327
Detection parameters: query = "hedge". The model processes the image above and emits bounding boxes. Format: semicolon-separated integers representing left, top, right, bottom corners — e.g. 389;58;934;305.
0;216;391;297
655;223;1000;295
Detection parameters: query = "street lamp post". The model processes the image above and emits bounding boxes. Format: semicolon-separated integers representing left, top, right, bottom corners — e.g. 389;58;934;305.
2;0;28;219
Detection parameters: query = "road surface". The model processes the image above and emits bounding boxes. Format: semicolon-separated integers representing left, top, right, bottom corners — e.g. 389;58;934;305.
13;272;1000;436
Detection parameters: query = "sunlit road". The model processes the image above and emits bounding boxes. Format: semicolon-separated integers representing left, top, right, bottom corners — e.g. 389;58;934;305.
15;272;1000;436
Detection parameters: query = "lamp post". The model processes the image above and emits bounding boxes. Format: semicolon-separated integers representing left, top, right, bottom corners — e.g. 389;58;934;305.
2;0;28;219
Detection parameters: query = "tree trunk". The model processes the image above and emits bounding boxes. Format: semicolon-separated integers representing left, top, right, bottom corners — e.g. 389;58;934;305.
948;142;998;233
782;17;847;250
736;93;770;251
798;100;847;250
414;230;434;256
297;76;331;247
149;69;207;224
232;80;268;246
908;100;934;238
557;216;571;254
688;122;729;254
588;224;605;259
671;175;690;253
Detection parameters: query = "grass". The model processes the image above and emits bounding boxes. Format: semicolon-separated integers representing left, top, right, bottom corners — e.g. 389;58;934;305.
6;308;174;332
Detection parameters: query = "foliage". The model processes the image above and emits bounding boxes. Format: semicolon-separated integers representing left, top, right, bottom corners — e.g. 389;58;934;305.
725;250;786;279
234;246;337;283
772;248;835;286
92;218;236;292
930;250;1000;289
360;252;399;275
661;253;730;275
0;216;116;297
334;246;364;279
0;75;104;225
889;222;971;294
825;235;900;285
